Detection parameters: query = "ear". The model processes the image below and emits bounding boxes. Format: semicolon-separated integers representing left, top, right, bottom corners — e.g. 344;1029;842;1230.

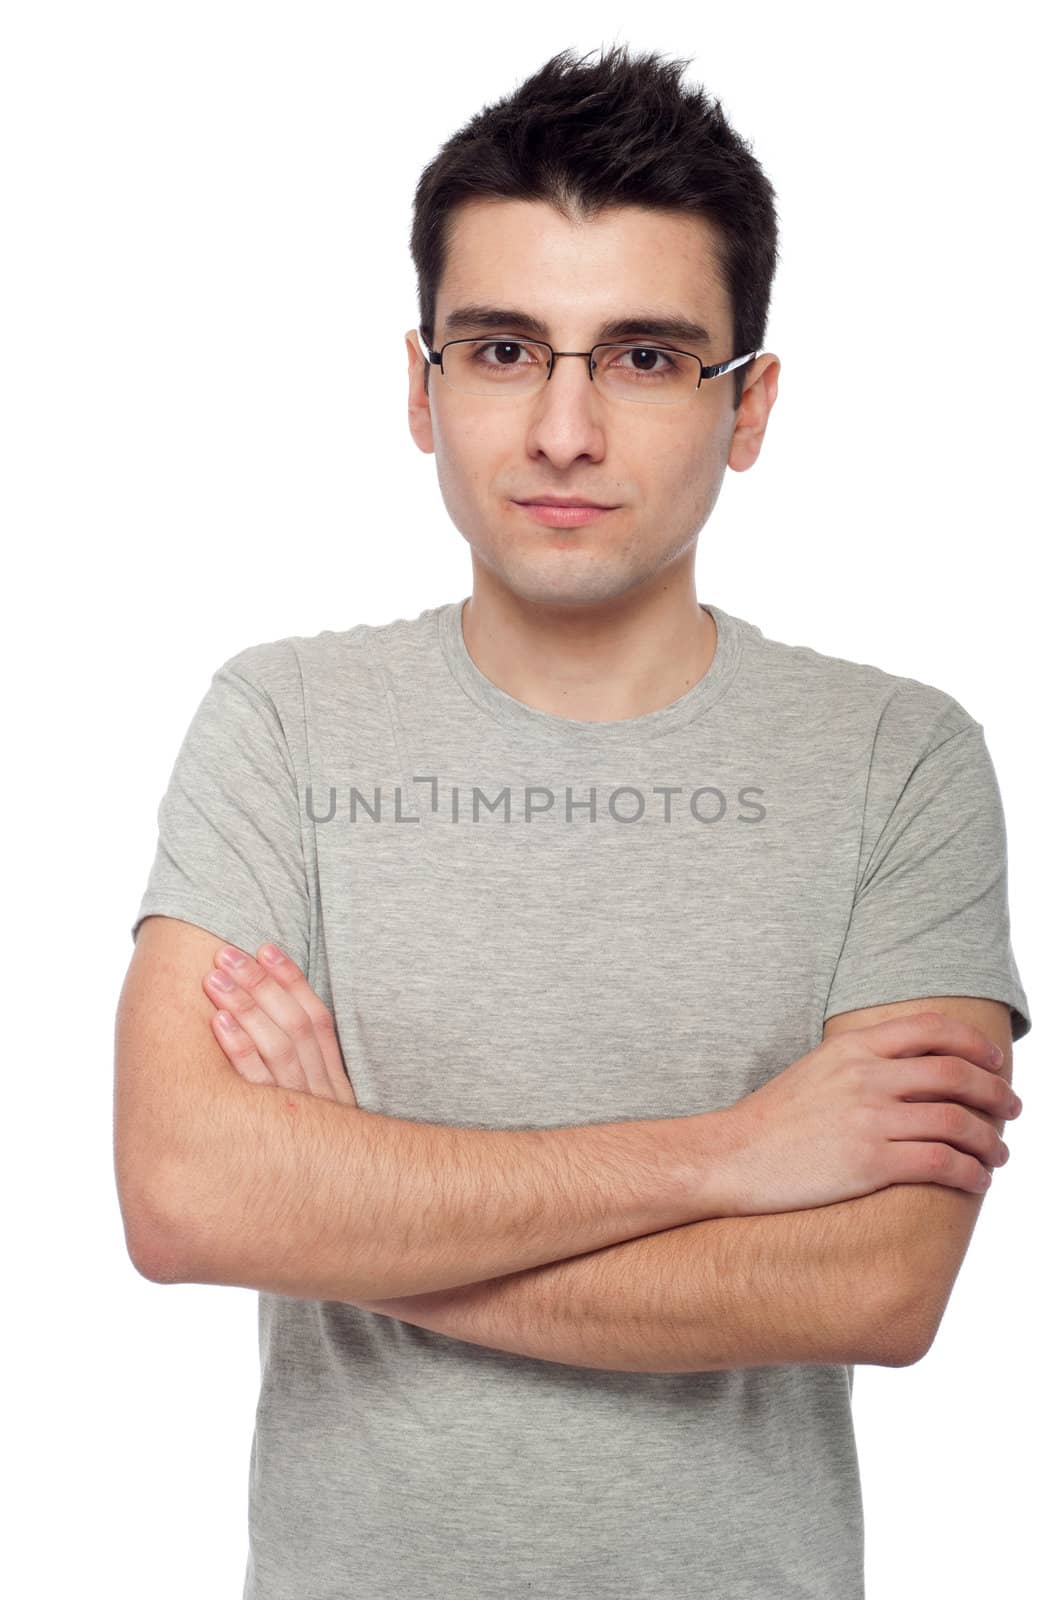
406;328;435;456
727;352;781;474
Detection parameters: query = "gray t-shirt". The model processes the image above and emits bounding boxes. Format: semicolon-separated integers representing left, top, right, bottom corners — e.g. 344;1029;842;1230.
131;597;1031;1600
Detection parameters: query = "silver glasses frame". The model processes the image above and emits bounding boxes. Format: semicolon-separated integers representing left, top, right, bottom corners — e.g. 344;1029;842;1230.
416;328;757;401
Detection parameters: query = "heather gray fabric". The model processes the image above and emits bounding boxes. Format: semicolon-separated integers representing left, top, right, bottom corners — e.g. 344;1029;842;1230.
132;596;1031;1600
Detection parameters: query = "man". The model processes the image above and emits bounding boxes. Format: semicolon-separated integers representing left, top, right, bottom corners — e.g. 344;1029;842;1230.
114;44;1030;1600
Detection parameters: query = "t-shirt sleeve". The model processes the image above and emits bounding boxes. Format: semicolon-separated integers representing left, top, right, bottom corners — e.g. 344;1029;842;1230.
823;698;1032;1043
131;645;311;972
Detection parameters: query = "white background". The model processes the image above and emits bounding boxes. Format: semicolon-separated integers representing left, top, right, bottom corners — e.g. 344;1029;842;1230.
3;3;1055;1595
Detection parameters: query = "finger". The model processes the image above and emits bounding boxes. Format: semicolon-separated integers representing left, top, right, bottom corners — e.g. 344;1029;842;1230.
211;945;336;1095
209;1007;275;1086
205;952;314;1093
255;944;358;1106
886;1137;995;1195
865;1009;1005;1071
897;1054;1019;1124
890;1097;1008;1172
201;972;284;1086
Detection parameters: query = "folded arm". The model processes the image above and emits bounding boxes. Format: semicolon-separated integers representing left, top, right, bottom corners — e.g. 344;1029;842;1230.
353;1184;911;1373
117;919;723;1301
356;996;1016;1374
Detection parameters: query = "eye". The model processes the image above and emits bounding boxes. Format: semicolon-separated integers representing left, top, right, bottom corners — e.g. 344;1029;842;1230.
606;345;680;374
470;341;538;367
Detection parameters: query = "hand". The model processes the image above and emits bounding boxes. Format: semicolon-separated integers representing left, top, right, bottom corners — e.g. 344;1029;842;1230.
202;942;358;1106
708;1010;1021;1218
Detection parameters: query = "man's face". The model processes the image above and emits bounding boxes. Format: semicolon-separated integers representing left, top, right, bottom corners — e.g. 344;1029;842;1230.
406;198;777;610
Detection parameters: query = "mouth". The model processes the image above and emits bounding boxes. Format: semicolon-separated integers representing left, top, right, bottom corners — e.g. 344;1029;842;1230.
513;499;618;527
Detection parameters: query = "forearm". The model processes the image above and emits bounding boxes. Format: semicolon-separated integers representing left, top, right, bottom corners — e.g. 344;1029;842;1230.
163;1082;721;1301
356;1192;898;1373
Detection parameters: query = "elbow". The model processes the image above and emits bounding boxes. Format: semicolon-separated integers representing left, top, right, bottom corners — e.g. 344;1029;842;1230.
873;1334;930;1368
121;1203;190;1285
855;1334;927;1369
890;1308;936;1366
888;1317;936;1369
128;1225;189;1285
859;1281;933;1368
116;1162;195;1285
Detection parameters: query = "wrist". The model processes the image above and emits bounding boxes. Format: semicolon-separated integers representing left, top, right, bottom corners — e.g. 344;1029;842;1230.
678;1107;746;1221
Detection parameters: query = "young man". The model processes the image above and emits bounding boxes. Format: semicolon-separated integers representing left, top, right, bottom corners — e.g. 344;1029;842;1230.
115;44;1030;1600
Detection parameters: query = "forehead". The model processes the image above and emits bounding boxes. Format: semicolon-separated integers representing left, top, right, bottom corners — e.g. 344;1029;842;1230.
437;198;728;347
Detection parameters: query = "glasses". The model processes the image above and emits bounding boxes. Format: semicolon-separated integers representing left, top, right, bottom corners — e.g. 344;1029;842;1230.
417;329;757;407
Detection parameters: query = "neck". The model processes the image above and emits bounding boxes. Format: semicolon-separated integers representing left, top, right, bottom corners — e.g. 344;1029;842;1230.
459;572;717;723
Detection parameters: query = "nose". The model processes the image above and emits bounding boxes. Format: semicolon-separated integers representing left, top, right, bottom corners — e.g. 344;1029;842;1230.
524;353;607;466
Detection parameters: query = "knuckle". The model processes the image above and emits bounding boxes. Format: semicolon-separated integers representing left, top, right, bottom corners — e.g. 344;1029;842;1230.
939;1102;967;1137
935;1056;965;1091
275;1040;299;1072
312;1008;337;1040
847;1050;876;1091
923;1142;953;1177
289;1010;314;1042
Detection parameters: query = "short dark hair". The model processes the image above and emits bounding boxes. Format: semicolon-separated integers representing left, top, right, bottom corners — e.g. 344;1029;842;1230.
409;43;780;410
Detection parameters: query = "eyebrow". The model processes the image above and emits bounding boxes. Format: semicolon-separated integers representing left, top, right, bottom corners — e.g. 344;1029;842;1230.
440;304;713;348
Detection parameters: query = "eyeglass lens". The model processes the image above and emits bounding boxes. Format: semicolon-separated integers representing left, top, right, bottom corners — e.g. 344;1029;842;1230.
439;339;702;404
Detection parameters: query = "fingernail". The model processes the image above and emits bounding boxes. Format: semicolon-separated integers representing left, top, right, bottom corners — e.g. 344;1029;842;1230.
261;944;283;965
217;1010;237;1030
218;947;247;969
208;970;234;990
991;1045;1004;1065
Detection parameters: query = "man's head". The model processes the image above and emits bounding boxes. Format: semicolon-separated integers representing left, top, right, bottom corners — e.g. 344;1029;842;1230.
404;45;781;613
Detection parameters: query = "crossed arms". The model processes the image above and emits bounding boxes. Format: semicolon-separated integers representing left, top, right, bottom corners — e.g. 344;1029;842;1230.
115;918;1014;1374
349;990;1010;1374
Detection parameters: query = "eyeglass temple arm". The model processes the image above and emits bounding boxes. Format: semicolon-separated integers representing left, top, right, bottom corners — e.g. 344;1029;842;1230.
701;352;757;378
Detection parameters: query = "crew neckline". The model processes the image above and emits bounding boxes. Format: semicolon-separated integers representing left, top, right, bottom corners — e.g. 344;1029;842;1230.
436;595;743;745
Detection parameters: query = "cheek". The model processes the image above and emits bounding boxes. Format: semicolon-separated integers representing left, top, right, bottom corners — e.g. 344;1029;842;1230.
651;435;716;498
434;412;502;482
644;434;730;540
452;441;522;521
431;437;503;535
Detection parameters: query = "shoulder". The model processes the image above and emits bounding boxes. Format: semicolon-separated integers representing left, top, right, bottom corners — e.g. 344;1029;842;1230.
732;610;981;764
215;622;375;717
219;603;446;707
